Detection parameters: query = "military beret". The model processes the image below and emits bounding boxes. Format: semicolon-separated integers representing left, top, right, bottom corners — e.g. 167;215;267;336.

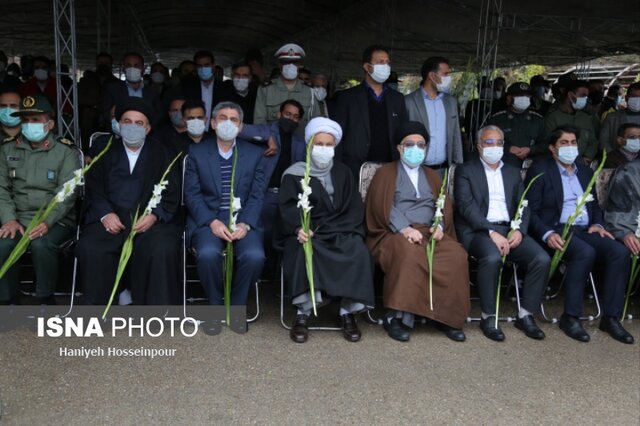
507;82;532;96
11;94;53;116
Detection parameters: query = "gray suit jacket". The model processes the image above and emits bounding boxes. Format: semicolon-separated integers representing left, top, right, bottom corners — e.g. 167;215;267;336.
405;89;463;165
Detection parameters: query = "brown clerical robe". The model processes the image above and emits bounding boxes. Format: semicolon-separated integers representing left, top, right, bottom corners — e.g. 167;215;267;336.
365;162;470;329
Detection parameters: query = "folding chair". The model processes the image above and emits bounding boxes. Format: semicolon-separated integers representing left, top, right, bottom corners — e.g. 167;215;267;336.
181;154;260;323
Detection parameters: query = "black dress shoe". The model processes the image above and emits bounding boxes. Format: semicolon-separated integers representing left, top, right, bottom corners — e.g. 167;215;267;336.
341;313;361;342
559;314;590;342
599;316;634;344
290;314;309;344
436;323;466;342
384;318;410;342
515;315;545;340
480;317;505;342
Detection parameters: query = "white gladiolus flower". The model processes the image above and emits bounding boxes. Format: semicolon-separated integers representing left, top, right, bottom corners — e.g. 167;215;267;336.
635;212;640;238
436;198;445;210
144;181;168;215
583;193;594;203
232;197;242;211
511;219;522;231
521;200;528;208
55;169;85;203
434;209;443;220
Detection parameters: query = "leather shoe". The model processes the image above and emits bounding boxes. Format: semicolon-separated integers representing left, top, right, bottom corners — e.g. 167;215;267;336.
436;323;466;342
480;317;505;341
290;314;309;343
515;315;545;340
341;313;361;342
384;318;410;342
599;316;634;344
559;314;590;342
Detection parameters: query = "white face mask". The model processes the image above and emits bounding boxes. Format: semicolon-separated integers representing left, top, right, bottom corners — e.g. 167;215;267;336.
281;63;298;80
627;97;640;113
311;145;335;168
557;146;579;165
369;64;391;84
624;138;640;154
481;146;504;165
436;75;452;93
312;87;327;101
125;67;142;83
571;95;587;110
232;77;250;92
512;96;531;112
34;69;49;81
616;95;625;108
186;118;206;136
215;119;239;141
150;71;164;84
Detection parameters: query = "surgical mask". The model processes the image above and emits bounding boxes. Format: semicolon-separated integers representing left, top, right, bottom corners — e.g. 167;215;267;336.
278;117;298;134
571;95;587;110
215;119;239;141
557;146;579;165
311;146;334;168
401;146;426;168
197;66;213;81
186;118;206;136
481;146;504;164
0;107;21;127
616;95;625;108
232;77;250;92
124;67;142;83
624;138;640;153
627;97;640;112
512;96;531;112
281;63;298;80
21;122;49;142
120;123;146;147
312;86;327;101
34;69;49;81
436;75;452;93
169;111;184;127
111;118;121;136
150;71;165;84
369;64;390;84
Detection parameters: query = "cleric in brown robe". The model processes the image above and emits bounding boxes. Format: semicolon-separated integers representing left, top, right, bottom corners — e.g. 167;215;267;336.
365;121;470;342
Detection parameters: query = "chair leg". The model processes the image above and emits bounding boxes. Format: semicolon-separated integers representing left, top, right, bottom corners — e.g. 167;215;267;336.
247;281;259;323
579;272;601;321
467;265;517;323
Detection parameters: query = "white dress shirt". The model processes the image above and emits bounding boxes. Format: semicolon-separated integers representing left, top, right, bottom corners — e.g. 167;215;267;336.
201;81;214;119
480;158;510;223
124;141;144;173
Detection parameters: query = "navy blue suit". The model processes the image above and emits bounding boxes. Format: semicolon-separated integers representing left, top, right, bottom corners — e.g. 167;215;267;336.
526;158;630;317
184;138;267;305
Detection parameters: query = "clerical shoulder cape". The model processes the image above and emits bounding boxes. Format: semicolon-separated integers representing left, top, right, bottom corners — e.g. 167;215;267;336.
365;162;470;329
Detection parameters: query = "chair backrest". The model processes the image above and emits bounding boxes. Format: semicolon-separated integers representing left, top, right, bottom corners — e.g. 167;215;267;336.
595;168;615;210
358;161;384;201
446;163;457;199
88;131;110;149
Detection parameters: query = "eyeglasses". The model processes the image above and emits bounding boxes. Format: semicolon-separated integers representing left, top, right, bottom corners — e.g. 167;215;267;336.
402;140;427;149
480;139;505;147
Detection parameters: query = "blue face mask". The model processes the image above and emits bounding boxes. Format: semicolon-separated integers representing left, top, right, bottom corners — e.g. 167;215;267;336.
120;123;146;148
111;118;121;136
0;107;21;127
21;122;49;142
401;146;426;168
197;66;213;81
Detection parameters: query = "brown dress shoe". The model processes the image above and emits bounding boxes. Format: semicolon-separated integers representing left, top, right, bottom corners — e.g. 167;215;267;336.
341;313;361;342
290;314;309;343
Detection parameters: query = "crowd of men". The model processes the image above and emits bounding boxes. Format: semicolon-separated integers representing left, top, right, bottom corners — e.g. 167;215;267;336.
0;44;638;345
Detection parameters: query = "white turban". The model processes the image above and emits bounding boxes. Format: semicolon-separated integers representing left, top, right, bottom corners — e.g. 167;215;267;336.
304;117;343;145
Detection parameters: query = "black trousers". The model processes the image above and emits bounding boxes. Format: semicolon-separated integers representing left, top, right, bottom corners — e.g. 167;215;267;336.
468;225;550;315
76;221;181;305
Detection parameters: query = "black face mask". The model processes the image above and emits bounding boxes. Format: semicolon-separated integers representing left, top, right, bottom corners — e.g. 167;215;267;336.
278;117;298;134
588;91;603;104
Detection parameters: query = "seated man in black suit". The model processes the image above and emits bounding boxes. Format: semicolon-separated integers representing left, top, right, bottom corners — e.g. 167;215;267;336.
455;125;550;341
76;97;181;305
526;124;634;344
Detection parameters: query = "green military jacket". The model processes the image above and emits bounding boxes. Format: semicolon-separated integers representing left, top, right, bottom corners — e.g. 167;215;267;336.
543;108;600;160
488;109;547;155
0;132;81;227
253;77;321;131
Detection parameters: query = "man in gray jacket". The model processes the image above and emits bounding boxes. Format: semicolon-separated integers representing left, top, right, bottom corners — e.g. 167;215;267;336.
405;56;463;175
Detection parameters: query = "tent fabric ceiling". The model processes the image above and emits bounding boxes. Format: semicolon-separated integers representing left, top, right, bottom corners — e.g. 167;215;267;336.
1;0;639;78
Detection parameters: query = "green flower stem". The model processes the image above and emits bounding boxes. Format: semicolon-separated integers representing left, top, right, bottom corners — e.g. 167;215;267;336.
301;139;317;316
426;169;448;311
223;146;238;325
0;136;113;281
621;255;639;320
494;172;543;329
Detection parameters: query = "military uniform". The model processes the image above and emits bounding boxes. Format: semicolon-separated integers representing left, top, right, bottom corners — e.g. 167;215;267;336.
488;110;546;166
253;43;321;135
0;95;81;302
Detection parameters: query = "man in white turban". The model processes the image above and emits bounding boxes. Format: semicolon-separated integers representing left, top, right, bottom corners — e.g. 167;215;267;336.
275;117;375;343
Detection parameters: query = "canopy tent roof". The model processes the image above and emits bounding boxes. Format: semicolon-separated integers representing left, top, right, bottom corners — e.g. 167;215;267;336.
1;0;639;78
